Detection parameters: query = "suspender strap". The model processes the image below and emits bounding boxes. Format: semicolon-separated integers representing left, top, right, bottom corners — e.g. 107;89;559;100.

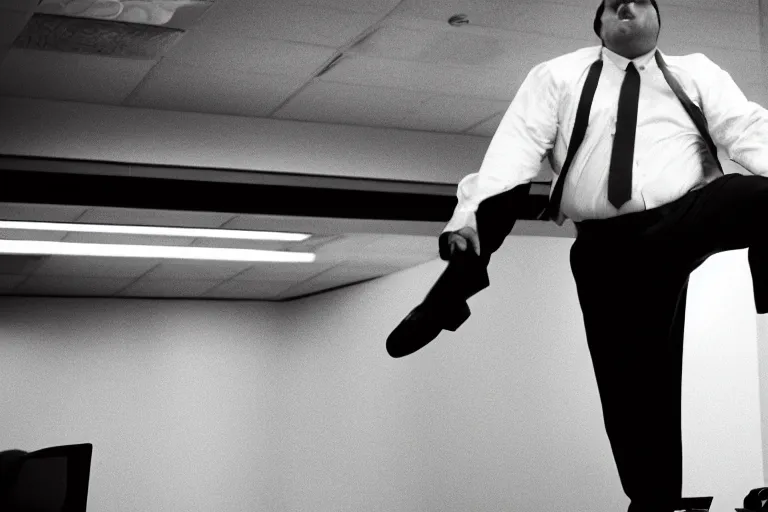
655;51;724;174
544;59;603;221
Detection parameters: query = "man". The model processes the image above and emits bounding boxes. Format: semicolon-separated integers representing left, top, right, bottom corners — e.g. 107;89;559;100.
387;1;768;511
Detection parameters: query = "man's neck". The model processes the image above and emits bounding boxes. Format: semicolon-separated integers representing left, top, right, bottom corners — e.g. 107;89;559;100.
604;43;656;61
603;45;658;69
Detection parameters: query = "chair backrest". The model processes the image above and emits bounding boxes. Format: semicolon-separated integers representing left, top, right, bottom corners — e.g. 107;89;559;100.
676;496;714;511
743;487;768;511
0;443;93;512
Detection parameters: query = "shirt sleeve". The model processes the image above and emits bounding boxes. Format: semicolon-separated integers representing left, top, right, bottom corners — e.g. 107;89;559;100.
442;61;560;235
695;53;768;176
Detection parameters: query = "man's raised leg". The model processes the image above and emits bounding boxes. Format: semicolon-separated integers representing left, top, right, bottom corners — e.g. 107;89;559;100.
386;183;532;358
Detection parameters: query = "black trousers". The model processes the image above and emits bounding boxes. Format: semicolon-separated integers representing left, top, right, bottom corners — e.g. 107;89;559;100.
569;173;768;512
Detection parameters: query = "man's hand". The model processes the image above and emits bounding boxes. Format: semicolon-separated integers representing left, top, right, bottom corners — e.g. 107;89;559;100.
448;226;481;257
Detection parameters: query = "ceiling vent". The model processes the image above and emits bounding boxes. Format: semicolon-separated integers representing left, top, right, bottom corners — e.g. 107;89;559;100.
12;1;215;59
35;0;214;28
13;12;183;59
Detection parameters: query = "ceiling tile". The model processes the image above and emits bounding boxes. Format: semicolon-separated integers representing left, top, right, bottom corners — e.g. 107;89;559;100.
125;61;305;117
218;214;328;234
241;234;336;252
311;234;385;262
189;238;289;251
318;55;521;100
737;82;766;105
220;214;444;238
295;0;402;14
30;1;215;30
662;0;757;13
0;9;30;47
0;203;88;222
550;0;757;14
392;0;760;50
466;112;502;137
277;260;402;298
659;5;760;51
0;255;47;274
354;234;438;256
309;260;401;282
232;261;334;281
162;33;337;76
160;2;216;30
14;275;134;296
351;21;580;72
15;13;183;59
33;256;161;277
274;80;432;128
289;235;339;250
0;229;66;241
2;0;38;12
75;208;234;228
348;252;437;267
0;274;26;291
391;0;595;42
141;260;253;280
202;279;291;299
663;45;762;85
60;232;196;246
116;278;221;298
751;90;768;110
398;95;509;133
192;0;381;47
276;275;365;299
0;48;156;103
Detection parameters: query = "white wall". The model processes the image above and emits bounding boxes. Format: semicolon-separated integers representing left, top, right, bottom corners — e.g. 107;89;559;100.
283;238;764;512
0;300;287;511
0;237;763;512
681;250;764;507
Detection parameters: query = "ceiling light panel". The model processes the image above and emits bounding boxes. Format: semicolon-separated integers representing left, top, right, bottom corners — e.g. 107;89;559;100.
0;221;310;241
13;13;183;59
0;240;316;263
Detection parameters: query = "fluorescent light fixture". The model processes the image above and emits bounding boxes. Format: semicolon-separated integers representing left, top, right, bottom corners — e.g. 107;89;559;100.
0;240;315;263
0;221;310;241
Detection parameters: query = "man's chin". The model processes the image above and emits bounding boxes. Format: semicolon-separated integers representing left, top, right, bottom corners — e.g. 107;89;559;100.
605;35;654;55
615;23;636;38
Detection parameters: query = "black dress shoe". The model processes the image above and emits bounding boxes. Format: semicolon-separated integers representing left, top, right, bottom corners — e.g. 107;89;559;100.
386;300;471;358
386;248;488;358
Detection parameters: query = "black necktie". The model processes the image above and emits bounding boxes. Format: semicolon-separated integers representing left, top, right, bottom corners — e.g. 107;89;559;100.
608;62;640;209
544;50;723;222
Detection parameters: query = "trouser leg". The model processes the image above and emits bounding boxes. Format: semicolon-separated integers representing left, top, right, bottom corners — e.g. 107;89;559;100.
676;174;768;313
569;173;768;510
570;236;692;512
749;247;768;313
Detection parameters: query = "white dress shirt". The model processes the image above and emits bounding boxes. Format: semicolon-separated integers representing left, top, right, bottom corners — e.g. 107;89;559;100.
443;45;768;233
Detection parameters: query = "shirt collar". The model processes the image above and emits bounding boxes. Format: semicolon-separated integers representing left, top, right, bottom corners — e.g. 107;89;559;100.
602;45;659;71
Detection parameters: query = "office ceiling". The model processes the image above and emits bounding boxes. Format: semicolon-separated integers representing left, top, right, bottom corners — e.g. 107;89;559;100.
0;0;763;300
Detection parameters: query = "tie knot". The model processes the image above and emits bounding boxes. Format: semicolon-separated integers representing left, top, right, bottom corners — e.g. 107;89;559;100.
626;62;638;74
